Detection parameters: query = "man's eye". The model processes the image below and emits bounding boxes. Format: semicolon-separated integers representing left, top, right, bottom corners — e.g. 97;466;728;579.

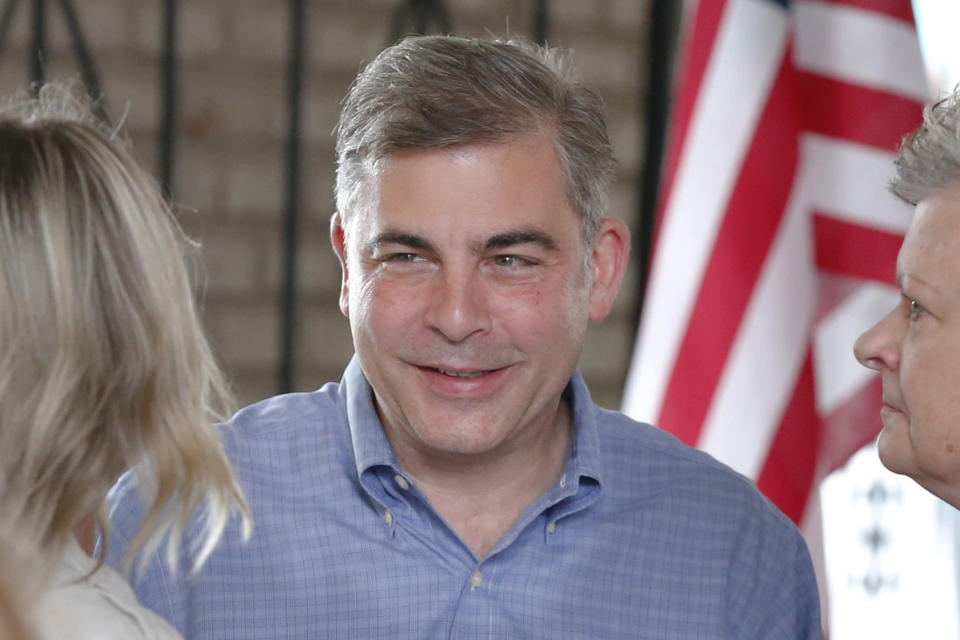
493;255;534;268
386;253;422;262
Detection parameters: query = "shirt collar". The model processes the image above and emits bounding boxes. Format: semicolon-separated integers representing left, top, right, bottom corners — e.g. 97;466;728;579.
342;355;603;489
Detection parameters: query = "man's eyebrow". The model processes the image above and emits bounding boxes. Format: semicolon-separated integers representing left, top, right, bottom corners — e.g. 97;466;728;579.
481;229;558;252
367;230;435;253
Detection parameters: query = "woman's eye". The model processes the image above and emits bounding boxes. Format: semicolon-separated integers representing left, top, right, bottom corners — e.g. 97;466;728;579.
908;299;926;321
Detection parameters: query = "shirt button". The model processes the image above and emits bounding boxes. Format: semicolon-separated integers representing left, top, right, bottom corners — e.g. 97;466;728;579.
559;474;567;488
470;570;483;589
384;510;393;525
394;475;410;491
547;521;557;534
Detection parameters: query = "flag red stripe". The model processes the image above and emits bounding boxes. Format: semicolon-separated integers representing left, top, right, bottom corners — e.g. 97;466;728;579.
798;73;923;152
629;0;922;530
813;214;902;285
814;0;915;24
756;352;820;524
654;0;731;243
657;51;798;444
819;376;883;473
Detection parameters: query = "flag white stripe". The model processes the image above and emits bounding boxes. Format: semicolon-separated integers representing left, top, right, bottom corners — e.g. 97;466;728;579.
803;134;913;234
622;0;790;423
813;282;899;415
698;177;816;477
794;0;928;102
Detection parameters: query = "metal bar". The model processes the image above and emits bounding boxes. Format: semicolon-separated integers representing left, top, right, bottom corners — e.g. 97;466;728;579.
29;0;45;89
391;0;450;41
278;0;305;393
428;0;450;33
0;0;23;61
415;0;428;34
634;0;680;322
57;0;109;122
533;0;549;45
158;0;177;198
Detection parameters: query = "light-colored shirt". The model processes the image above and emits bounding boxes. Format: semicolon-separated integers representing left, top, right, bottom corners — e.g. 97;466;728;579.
109;356;823;639
33;538;181;640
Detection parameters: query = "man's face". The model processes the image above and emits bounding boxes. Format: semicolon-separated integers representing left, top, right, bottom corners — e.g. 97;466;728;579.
332;133;621;463
854;184;960;505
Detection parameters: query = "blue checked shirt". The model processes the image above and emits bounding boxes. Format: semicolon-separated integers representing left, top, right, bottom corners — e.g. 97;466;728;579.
108;357;823;639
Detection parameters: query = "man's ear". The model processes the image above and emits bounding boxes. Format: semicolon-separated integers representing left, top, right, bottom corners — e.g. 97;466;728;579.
330;212;350;318
588;218;631;322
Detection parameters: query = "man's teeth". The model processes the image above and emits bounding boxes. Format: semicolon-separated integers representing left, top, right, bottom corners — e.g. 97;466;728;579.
435;368;490;378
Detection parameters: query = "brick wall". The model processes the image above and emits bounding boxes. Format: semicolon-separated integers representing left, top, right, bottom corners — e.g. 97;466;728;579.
0;0;651;410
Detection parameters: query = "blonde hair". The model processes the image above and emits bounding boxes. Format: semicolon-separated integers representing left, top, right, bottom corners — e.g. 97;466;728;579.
0;84;250;588
0;528;35;640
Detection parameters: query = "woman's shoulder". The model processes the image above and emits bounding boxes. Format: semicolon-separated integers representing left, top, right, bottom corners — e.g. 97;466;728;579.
32;541;182;640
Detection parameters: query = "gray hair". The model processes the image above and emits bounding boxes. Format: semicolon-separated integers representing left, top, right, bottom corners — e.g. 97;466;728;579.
891;86;960;205
335;35;616;243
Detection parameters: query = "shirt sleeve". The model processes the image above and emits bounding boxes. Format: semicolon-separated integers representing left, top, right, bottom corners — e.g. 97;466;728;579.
723;497;825;639
106;474;189;637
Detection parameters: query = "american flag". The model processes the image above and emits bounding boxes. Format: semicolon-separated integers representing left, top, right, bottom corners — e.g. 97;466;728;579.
622;0;928;525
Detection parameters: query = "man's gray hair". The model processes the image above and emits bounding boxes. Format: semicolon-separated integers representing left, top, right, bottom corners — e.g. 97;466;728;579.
335;35;616;243
891;86;960;205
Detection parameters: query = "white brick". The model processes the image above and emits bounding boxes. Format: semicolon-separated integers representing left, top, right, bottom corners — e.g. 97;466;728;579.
261;221;341;297
101;56;161;131
179;65;284;142
299;303;355;367
0;50;34;97
0;2;31;50
302;152;336;220
310;9;390;71
610;112;641;174
229;368;279;407
193;223;268;296
571;35;640;91
299;81;347;145
608;0;651;32
47;0;132;53
172;141;225;215
579;314;635;400
221;144;285;215
550;0;605;27
207;301;280;370
608;178;636;227
131;1;162;55
179;3;228;57
225;2;286;63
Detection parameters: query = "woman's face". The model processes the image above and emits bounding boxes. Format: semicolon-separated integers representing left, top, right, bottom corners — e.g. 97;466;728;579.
854;184;960;506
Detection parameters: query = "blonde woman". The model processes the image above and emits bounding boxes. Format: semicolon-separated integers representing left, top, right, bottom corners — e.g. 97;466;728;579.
0;85;251;639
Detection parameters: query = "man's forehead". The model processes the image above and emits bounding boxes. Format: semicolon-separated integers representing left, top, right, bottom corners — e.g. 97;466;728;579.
355;221;562;253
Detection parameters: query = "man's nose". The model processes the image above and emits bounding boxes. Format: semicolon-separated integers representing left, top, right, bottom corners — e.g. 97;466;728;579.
853;310;900;373
423;268;491;343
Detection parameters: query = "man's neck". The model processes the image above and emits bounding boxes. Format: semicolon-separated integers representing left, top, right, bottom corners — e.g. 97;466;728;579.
392;403;573;560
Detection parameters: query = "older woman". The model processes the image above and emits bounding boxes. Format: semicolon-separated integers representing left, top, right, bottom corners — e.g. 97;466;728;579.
0;85;251;638
854;86;960;508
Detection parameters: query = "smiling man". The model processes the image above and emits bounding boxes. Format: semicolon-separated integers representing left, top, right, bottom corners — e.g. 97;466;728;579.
109;35;823;638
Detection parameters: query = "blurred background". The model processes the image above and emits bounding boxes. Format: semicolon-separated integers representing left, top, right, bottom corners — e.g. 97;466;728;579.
0;0;648;409
1;1;957;637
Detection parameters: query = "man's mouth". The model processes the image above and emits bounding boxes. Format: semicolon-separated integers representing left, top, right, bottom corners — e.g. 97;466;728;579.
432;367;494;379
